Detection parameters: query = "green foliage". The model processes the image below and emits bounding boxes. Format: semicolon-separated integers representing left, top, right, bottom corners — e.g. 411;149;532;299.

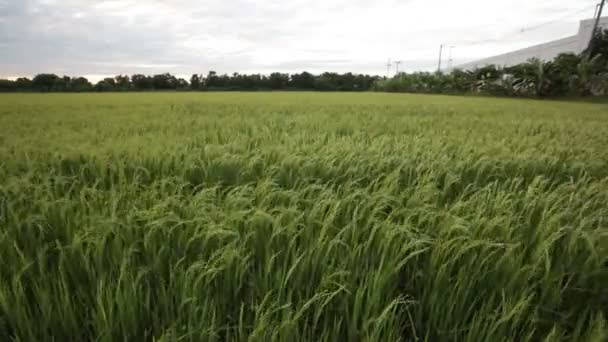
0;72;380;93
190;74;202;90
0;92;607;341
377;71;455;94
551;53;583;96
32;73;61;91
570;55;607;97
0;79;17;92
290;71;315;89
0;76;93;92
377;32;608;98
268;73;290;89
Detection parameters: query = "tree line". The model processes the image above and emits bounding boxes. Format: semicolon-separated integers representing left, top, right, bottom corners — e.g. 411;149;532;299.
0;72;380;92
2;29;607;97
375;29;608;97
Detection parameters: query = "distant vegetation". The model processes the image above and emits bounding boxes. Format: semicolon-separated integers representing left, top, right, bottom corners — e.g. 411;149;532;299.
1;29;607;97
0;71;380;92
376;29;608;98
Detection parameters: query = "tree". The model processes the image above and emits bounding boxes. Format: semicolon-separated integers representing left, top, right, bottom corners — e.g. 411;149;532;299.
354;74;378;91
131;74;152;90
51;76;71;92
32;74;60;91
190;74;201;90
238;74;265;89
176;78;189;90
94;78;116;91
151;73;177;90
15;78;33;91
205;71;219;88
314;73;335;91
553;53;581;76
446;69;475;93
290;72;315;89
528;58;554;97
503;59;553;97
0;79;16;92
470;65;502;93
268;73;289;90
114;75;131;91
570;55;605;96
551;53;582;96
70;77;92;92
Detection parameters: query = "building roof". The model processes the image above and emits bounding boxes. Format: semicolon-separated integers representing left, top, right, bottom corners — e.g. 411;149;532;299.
455;17;608;70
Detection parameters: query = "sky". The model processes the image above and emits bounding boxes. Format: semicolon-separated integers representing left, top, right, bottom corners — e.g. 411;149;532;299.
0;0;602;81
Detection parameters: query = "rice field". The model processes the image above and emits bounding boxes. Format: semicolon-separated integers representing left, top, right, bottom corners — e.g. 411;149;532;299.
0;92;607;341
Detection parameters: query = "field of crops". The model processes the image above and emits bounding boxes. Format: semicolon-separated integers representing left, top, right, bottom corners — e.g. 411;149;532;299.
0;92;607;341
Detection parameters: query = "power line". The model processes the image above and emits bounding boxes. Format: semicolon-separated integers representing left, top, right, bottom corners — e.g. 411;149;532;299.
388;4;599;71
457;4;598;47
518;5;597;33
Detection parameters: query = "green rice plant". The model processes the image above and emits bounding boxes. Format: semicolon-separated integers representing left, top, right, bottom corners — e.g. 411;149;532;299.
0;92;606;341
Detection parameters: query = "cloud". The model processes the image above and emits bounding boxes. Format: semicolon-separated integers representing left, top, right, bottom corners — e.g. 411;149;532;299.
0;0;600;79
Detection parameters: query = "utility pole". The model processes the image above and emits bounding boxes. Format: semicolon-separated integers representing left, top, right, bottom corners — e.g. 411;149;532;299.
437;44;444;73
386;59;392;78
587;0;606;58
394;60;402;75
447;46;455;70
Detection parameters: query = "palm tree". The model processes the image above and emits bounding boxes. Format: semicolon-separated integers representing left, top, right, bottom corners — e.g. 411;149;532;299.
471;65;502;93
524;58;555;97
570;55;604;96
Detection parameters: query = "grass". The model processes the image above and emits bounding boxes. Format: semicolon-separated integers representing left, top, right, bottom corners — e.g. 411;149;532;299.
0;92;607;341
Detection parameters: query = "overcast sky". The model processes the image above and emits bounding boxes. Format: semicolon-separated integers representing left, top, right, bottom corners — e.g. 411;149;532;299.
0;0;601;81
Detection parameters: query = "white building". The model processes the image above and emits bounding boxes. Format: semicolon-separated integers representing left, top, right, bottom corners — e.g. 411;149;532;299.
456;17;608;70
